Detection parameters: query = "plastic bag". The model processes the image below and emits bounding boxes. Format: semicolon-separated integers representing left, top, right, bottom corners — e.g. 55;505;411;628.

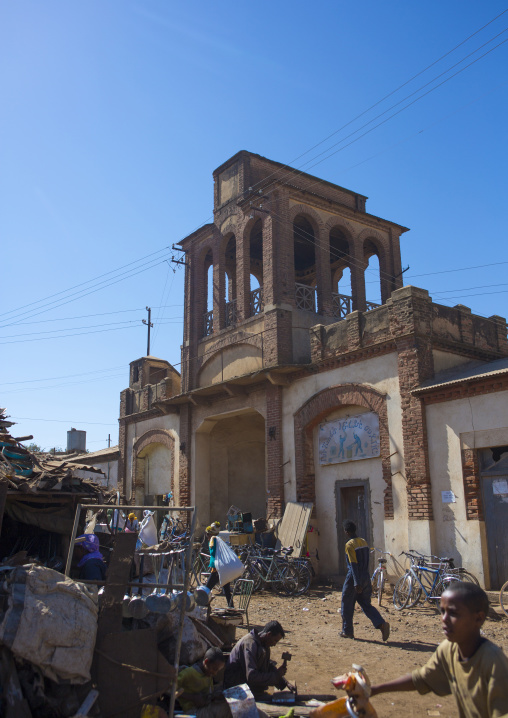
215;537;244;585
139;510;158;547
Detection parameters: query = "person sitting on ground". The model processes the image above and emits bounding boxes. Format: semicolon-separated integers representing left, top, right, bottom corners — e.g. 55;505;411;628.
370;582;508;718
74;533;106;582
177;647;231;718
224;620;288;696
340;519;390;641
205;522;233;608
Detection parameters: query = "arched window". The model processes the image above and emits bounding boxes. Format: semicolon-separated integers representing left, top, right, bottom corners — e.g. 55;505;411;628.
294;215;316;312
364;240;382;309
203;250;213;336
330;228;352;318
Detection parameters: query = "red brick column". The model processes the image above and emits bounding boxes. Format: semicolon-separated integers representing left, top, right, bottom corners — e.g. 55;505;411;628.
315;226;333;316
237;221;251;321
389;286;434;520
461;448;483;520
179;404;192;507
266;384;284;518
350;243;367;312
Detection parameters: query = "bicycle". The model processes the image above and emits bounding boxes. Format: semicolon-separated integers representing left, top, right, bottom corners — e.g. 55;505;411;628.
237;547;298;596
370;548;391;606
393;551;460;610
500;580;508;618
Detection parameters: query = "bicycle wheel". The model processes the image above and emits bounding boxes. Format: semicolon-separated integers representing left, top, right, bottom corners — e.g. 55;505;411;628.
433;575;461;601
294;562;312;595
393;573;413;610
499;580;508;618
376;570;385;606
448;568;480;586
274;564;299;596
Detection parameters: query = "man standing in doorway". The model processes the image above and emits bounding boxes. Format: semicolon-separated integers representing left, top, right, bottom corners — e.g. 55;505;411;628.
340;519;390;641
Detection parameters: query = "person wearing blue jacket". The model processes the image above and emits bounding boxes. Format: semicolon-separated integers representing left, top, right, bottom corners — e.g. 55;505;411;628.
340;519;390;641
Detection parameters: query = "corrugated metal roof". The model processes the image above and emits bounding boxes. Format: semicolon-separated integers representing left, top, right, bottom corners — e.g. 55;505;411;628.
413;356;508;394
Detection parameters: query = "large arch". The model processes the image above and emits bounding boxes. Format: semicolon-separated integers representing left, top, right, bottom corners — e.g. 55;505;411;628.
133;429;176;505
293;384;393;518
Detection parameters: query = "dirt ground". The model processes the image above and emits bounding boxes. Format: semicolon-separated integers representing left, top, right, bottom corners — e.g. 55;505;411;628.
215;585;508;718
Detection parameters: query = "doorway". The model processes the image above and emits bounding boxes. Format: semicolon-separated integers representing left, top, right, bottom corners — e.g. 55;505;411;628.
480;446;508;589
335;480;372;576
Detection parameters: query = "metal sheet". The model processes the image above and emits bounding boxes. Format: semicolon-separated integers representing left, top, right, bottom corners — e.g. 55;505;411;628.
275;502;313;557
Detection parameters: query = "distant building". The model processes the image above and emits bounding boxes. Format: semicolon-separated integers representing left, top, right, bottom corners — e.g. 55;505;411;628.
116;151;508;588
72;446;119;488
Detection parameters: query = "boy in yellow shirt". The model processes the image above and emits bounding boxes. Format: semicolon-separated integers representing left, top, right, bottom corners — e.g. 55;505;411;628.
370;582;508;718
177;647;231;718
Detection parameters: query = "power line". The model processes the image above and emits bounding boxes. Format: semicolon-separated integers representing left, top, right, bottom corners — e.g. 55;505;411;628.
1;364;128;385
9;305;183;327
240;8;508;195
10;416;118;426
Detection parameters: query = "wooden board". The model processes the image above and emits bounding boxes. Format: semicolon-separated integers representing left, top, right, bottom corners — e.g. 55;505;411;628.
275;502;313;557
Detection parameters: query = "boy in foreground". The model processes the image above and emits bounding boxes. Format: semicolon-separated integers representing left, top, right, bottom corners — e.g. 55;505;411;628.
370;582;508;718
177;647;231;718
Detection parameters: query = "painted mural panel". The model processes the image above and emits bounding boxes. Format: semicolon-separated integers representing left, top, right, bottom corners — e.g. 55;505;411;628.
319;412;380;465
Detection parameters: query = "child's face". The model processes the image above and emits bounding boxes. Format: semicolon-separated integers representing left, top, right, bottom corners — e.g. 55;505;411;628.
203;659;225;677
440;592;485;644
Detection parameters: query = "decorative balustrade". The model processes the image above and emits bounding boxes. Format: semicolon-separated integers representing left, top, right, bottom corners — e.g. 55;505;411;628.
225;299;237;327
203;310;213;336
332;292;352;319
250;287;263;316
295;282;316;312
366;301;381;311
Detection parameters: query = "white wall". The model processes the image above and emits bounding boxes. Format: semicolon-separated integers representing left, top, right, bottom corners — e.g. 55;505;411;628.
425;389;508;587
281;352;405;575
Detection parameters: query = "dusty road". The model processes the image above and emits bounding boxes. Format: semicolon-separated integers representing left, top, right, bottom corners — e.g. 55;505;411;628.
216;585;508;718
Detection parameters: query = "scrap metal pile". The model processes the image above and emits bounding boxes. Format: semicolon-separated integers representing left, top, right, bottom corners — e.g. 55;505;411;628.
0;408;109;496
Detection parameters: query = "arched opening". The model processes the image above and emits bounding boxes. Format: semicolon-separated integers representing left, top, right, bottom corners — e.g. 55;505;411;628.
294;215;316;312
195;409;266;527
364;240;382;309
135;441;173;505
249;220;263;316
224;235;237;326
330;228;352;318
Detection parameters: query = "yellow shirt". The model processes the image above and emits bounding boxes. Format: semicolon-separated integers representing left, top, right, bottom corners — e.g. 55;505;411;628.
177;663;212;713
412;639;508;718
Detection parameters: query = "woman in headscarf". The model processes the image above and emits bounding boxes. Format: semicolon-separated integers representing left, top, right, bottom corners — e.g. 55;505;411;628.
125;512;140;532
74;533;107;581
205;522;233;608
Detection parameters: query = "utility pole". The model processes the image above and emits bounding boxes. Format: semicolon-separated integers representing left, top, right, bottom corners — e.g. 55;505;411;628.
108;434;111;448
142;306;153;356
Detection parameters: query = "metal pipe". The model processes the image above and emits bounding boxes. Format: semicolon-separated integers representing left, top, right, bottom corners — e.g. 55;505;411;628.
64;502;83;576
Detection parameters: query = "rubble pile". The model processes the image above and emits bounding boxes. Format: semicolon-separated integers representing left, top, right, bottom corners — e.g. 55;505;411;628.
0;408;111;497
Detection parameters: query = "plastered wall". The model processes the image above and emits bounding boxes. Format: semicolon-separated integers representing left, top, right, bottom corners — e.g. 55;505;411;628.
281;352;406;575
425;389;508;587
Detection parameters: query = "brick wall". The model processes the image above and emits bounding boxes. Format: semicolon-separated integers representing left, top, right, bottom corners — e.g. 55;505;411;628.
461;448;483;520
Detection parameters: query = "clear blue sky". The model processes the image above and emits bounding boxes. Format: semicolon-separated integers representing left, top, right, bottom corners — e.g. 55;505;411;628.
1;2;507;450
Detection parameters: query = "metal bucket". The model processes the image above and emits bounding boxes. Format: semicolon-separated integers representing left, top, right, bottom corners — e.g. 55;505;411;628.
193;585;212;606
175;591;196;612
128;595;149;619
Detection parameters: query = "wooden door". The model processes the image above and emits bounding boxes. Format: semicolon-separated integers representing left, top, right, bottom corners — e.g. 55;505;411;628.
336;481;371;576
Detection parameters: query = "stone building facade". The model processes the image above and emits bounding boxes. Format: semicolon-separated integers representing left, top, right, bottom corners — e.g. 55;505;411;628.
116;151;508;588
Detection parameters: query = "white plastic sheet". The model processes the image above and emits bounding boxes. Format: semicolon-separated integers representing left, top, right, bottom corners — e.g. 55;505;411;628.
215;537;244;585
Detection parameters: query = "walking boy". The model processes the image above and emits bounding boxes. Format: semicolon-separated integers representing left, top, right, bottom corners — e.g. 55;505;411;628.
340;520;390;641
370;582;508;718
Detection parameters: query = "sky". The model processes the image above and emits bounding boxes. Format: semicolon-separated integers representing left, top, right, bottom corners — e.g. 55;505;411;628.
1;1;507;451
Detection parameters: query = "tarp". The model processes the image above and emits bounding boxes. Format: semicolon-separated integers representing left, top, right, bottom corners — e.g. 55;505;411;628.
0;564;98;683
4;499;75;534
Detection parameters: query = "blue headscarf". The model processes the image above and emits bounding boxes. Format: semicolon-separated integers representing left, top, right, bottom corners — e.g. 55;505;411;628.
76;533;104;567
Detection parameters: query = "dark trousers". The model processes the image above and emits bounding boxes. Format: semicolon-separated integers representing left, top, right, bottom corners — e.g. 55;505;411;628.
341;572;383;635
206;570;233;606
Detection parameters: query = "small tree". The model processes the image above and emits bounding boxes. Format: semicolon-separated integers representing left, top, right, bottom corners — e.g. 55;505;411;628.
27;443;43;453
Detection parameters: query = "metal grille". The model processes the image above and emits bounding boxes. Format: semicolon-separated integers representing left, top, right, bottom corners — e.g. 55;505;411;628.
332;292;352;319
225;299;237;327
250;287;264;316
366;301;381;311
203;310;213;336
295;282;316;312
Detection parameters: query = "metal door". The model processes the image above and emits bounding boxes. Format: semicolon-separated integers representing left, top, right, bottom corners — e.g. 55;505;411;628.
481;475;508;589
335;480;371;576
